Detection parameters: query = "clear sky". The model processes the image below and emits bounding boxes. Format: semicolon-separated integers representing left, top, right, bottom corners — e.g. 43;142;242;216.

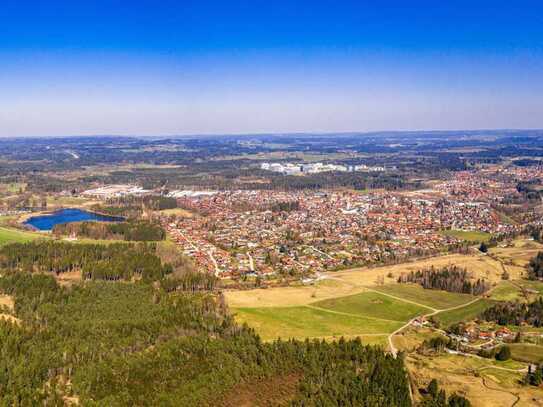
1;0;542;137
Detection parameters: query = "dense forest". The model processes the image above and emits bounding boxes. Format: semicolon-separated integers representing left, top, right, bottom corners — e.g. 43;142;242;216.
527;251;543;280
398;265;489;295
52;220;166;241
0;271;413;406
0;241;172;281
481;297;543;327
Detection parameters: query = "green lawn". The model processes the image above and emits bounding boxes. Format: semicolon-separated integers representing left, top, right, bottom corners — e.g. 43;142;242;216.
489;281;523;302
516;280;543;296
440;229;492;242
509;343;543;364
375;284;475;310
433;299;496;328
312;291;429;322
233;306;403;341
0;227;40;246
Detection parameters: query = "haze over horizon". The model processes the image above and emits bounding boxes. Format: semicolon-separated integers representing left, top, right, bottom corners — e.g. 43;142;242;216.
1;0;543;137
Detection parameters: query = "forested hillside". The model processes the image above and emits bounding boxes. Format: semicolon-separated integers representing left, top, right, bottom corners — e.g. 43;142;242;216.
0;270;412;406
0;241;172;281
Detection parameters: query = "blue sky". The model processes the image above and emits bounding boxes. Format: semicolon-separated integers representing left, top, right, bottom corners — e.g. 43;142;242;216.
1;0;542;136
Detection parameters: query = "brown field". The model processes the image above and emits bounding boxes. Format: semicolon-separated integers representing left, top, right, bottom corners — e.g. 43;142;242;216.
407;353;542;406
55;270;83;287
225;279;367;308
226;240;543;309
0;294;20;325
391;326;447;353
0;294;14;310
218;373;301;407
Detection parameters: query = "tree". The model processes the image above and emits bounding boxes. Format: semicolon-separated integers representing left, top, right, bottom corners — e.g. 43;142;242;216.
495;345;511;361
448;393;471;407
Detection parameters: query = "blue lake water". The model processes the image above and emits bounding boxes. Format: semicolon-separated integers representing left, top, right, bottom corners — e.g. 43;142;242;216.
24;208;123;231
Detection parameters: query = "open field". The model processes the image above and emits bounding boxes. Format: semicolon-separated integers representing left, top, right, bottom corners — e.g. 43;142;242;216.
489;280;524;301
327;251;524;286
233;306;402;341
392;326;447;353
225;279;365;308
226;239;543;343
489;239;543;270
440;229;492;242
407;353;540;407
0;226;41;246
433;299;496;328
313;290;430;321
509;343;543;364
375;284;475;310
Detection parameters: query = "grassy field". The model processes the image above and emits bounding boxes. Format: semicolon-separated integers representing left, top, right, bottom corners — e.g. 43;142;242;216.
226;239;543;343
374;284;475;310
433;299;496;327
233;306;402;340
313;291;430;321
440;229;492;242
0;227;41;246
488;281;523;301
509;343;543;364
407;353;534;407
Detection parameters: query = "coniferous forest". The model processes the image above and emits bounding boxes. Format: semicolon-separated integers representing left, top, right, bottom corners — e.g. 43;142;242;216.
0;269;412;406
0;241;173;281
398;265;489;295
52;220;166;241
481;297;543;327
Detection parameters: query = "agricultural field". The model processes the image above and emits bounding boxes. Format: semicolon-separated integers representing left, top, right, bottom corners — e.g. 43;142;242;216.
489;238;543;270
374;284;475;310
229;280;476;342
0;226;41;246
234;306;401;341
509;343;543;364
313;290;430;321
433;298;496;328
225;240;543;349
440;229;492;242
488;281;524;301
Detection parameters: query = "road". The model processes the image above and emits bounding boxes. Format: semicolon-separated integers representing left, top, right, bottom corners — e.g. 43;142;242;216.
386;296;482;357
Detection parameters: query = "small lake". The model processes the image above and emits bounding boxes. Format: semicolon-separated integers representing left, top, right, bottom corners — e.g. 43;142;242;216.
24;208;124;231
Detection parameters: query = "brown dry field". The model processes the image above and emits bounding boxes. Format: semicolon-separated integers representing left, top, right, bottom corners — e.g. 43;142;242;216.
0;294;14;310
0;294;21;325
55;270;83;287
225;239;542;308
408;353;543;407
217;373;301;407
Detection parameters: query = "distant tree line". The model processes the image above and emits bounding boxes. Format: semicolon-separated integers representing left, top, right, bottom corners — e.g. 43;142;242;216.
398;265;489;295
528;251;543;280
0;241;172;281
481;297;543;327
52;220;166;241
